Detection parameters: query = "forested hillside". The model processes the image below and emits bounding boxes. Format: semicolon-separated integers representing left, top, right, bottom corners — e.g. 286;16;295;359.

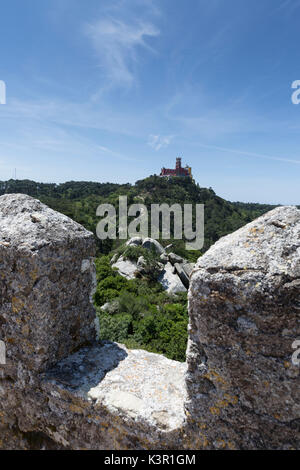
0;176;277;257
0;176;279;361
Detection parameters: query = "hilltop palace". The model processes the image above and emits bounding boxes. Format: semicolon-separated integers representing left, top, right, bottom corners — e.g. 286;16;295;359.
160;157;192;179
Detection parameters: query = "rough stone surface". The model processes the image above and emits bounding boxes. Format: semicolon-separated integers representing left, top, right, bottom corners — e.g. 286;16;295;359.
186;206;300;450
160;253;169;264
126;237;143;247
142;238;165;256
1;200;299;450
112;256;137;280
174;262;194;289
0;194;96;373
0;341;189;450
112;247;188;293
182;262;194;278
137;256;147;268
44;342;186;431
168;253;184;264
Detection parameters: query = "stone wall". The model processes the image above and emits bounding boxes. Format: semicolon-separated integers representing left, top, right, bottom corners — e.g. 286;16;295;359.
0;194;96;373
186;206;300;449
0;195;299;450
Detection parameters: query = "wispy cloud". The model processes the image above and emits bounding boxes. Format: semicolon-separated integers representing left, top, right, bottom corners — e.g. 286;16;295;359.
147;134;173;151
84;16;159;88
2;98;148;138
193;143;300;165
273;0;300;15
276;0;292;11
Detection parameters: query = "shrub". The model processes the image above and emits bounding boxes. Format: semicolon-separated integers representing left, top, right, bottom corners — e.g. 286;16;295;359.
94;254;189;362
99;312;133;343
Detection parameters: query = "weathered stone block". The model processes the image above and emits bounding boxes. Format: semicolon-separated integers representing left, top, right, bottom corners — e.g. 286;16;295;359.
0;199;299;450
186;206;300;449
0;194;96;372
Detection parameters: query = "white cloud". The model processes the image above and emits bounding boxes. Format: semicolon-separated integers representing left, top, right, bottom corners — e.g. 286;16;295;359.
277;0;300;12
148;134;173;151
191;142;300;165
84;17;159;88
2;97;149;138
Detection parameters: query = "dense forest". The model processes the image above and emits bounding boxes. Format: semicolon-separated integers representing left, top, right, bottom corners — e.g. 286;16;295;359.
0;176;279;361
0;176;277;257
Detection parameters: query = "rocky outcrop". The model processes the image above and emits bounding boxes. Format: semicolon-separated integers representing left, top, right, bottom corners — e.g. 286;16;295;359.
0;194;96;373
157;262;187;294
111;256;138;280
168;253;184;264
112;237;193;293
0;197;299;450
186;206;300;450
160;253;169;264
126;237;143;247
142;238;165;255
0;196;189;450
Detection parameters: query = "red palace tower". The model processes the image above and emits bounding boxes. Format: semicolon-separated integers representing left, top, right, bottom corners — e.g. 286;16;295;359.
160;157;192;179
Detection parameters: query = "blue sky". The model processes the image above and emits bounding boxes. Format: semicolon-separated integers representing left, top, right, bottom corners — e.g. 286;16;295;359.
0;0;300;204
